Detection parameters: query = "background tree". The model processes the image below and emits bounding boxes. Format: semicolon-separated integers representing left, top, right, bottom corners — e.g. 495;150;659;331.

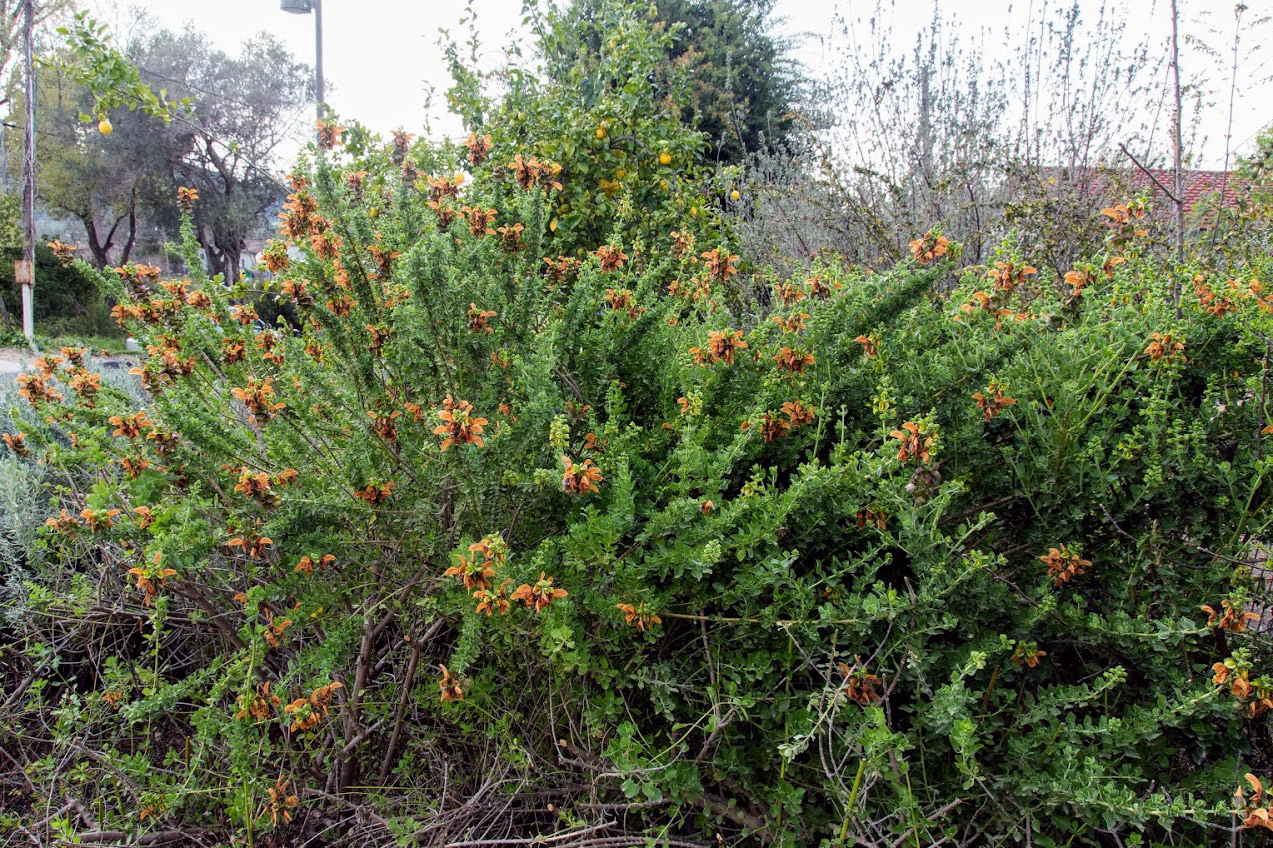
543;0;801;164
37;63;184;268
130;27;312;282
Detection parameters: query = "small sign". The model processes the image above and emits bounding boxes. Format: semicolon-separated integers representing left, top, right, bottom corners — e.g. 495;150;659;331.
14;259;32;287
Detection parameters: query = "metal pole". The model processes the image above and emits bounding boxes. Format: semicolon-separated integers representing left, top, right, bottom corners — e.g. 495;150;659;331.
314;0;324;122
20;0;35;342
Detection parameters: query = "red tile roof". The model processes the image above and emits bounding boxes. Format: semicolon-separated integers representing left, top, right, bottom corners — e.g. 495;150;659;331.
1120;169;1243;217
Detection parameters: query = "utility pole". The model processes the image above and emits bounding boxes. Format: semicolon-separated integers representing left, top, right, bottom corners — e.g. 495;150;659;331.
19;0;36;341
1170;0;1185;265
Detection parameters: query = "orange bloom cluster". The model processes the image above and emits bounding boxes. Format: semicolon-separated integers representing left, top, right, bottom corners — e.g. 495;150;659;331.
1144;332;1185;365
616;602;662;633
47;239;76;266
127;552;177;607
689;329;748;366
2;432;29;457
353;480;396;506
700;248;739;282
890;421;932;463
231;378;286;424
988;260;1037;293
463;205;497;237
1063;267;1095;297
280;188;319;239
1213;658;1273;718
760;401;815;442
294;553;336;576
465;131;493;166
315;119;344;150
497;222;525;252
445;535;507;593
285;681;343;731
16;372;63;406
510;571;568;613
1101;201;1148;247
1010;641;1047;668
854;334;878;358
909;230;951;265
262;775;299;827
773;346;815;375
543;255;581;285
562;455;603;494
1201;600;1260;633
772;312;808;334
837;659;882;705
508;155;562;192
235;681;282;722
856;508;886;530
1038;545;1090;587
1235;773;1273;831
226;531;274;559
808;276;836;299
434;395;488;451
176;186;199;212
973;381;1017;421
773;280;804;305
596;244;628;273
438;665;464;702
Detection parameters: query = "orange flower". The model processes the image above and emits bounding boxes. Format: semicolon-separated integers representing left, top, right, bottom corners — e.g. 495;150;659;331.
836;659;883;705
464;131;493;166
176;186;199;212
616;602;662;633
889;421;932;463
909;230;951;265
561;455;603;494
315;119;344;150
988;260;1036;293
127;552;177;607
508;155;562;192
285;681;343;731
700;248;739;282
81;508;122;532
235;681;282;722
47;239;76;266
434;395;488;451
1144;332;1185;365
773;346;815;375
510;572;568;613
231;378;286;424
973;380;1017;421
854;334;878;358
438;665;464;702
596;244;628;273
2;432;29;457
781;400;815;429
353;481;396;506
262;774;299;827
474;579;513;616
1038;545;1090;587
761;412;788;442
1201;600;1260;633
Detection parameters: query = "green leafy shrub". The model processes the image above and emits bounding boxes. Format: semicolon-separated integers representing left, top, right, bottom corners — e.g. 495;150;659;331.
3;120;1273;846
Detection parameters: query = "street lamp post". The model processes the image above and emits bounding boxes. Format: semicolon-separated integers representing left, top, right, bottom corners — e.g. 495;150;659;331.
280;0;324;125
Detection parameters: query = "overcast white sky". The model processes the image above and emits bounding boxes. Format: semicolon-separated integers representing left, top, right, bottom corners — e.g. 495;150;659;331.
85;0;1273;169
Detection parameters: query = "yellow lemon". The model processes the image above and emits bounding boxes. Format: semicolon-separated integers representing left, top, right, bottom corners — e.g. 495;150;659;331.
659;179;668;190
659;151;672;165
730;189;740;201
550;218;559;232
690;206;699;217
454;172;465;185
595;125;607;140
615;168;627;180
98;119;113;136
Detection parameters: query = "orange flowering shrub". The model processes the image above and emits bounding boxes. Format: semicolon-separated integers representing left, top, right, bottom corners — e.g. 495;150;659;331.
7;28;1272;845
